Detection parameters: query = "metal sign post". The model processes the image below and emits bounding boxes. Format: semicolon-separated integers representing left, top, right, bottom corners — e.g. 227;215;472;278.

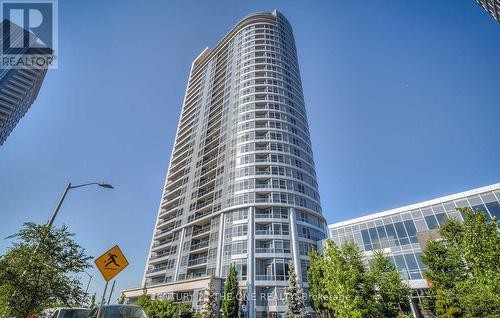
97;281;109;318
107;280;116;305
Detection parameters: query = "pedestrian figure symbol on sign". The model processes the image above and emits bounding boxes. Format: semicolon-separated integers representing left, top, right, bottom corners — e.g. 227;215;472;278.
95;245;129;282
105;253;120;268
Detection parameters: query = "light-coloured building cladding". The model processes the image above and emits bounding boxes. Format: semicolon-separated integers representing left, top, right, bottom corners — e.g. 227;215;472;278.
128;10;326;318
328;183;500;295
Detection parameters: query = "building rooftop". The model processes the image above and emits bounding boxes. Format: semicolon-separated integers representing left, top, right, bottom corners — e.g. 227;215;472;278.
329;182;500;228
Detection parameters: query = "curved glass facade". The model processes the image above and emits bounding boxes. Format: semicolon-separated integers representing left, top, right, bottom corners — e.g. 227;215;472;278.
140;10;326;317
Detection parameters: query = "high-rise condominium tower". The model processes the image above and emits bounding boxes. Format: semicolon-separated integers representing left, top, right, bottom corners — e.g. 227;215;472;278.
124;10;326;317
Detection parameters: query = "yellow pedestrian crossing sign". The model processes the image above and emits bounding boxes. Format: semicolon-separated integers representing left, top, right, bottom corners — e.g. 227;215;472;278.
95;245;129;281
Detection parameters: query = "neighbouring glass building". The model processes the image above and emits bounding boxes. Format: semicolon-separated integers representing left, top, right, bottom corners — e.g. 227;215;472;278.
0;20;51;145
475;0;500;23
328;183;500;317
122;11;326;318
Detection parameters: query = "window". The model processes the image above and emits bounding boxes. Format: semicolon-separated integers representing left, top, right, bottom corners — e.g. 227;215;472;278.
435;213;447;225
424;215;439;230
485;201;500;219
405;254;421;279
361;229;372;251
368;227;380;249
394;222;409;245
376;226;389;248
393;255;409;280
404;220;418;243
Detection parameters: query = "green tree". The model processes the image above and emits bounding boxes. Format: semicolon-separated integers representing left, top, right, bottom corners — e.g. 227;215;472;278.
200;278;218;318
0;223;92;318
307;250;330;318
222;263;239;318
147;299;178;318
89;293;97;309
193;312;202;318
136;294;193;318
284;261;307;318
422;208;500;318
323;240;374;318
177;302;193;318
369;250;411;318
135;289;152;311
421;239;463;317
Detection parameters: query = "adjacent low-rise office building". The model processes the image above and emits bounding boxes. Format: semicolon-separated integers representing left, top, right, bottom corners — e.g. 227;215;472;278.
328;183;500;316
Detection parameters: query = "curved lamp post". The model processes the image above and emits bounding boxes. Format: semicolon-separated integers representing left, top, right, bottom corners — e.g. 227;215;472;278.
48;182;114;227
82;270;93;306
20;182;114;289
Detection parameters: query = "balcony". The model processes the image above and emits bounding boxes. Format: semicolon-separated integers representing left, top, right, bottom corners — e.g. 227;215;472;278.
255;210;289;219
196;198;214;210
157;214;176;226
197;186;215;198
255;274;288;281
255;229;290;236
152;236;177;250
198;175;216;187
160;201;180;211
192;225;211;237
187;257;208;267
149;252;169;261
255;196;271;203
190;240;209;251
146;266;167;274
255;247;291;254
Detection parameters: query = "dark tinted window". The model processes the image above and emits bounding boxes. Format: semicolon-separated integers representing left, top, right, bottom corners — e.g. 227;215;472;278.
472;204;490;220
435;213;447;225
425;215;439;230
486;201;500;219
104;307;148;318
415;252;427;270
394;222;409;245
59;310;90;318
404;254;418;270
361;229;372;251
384;224;399;247
368;227;380;249
403;220;418;243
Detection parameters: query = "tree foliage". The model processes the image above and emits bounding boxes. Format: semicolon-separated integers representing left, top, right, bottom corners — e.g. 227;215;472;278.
323;240;374;318
134;290;192;318
422;208;500;318
222;263;239;318
308;240;411;318
307;250;329;318
89;293;97;309
0;222;92;318
200;278;218;318
284;261;307;318
369;250;411;318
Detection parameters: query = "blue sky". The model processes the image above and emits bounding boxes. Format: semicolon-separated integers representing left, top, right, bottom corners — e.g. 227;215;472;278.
0;0;499;304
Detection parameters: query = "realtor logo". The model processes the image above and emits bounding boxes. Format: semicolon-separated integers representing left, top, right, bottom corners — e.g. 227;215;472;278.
0;0;58;69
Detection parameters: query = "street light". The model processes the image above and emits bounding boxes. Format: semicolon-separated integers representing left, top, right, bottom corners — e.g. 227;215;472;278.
19;181;114;293
47;182;114;227
82;271;93;306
